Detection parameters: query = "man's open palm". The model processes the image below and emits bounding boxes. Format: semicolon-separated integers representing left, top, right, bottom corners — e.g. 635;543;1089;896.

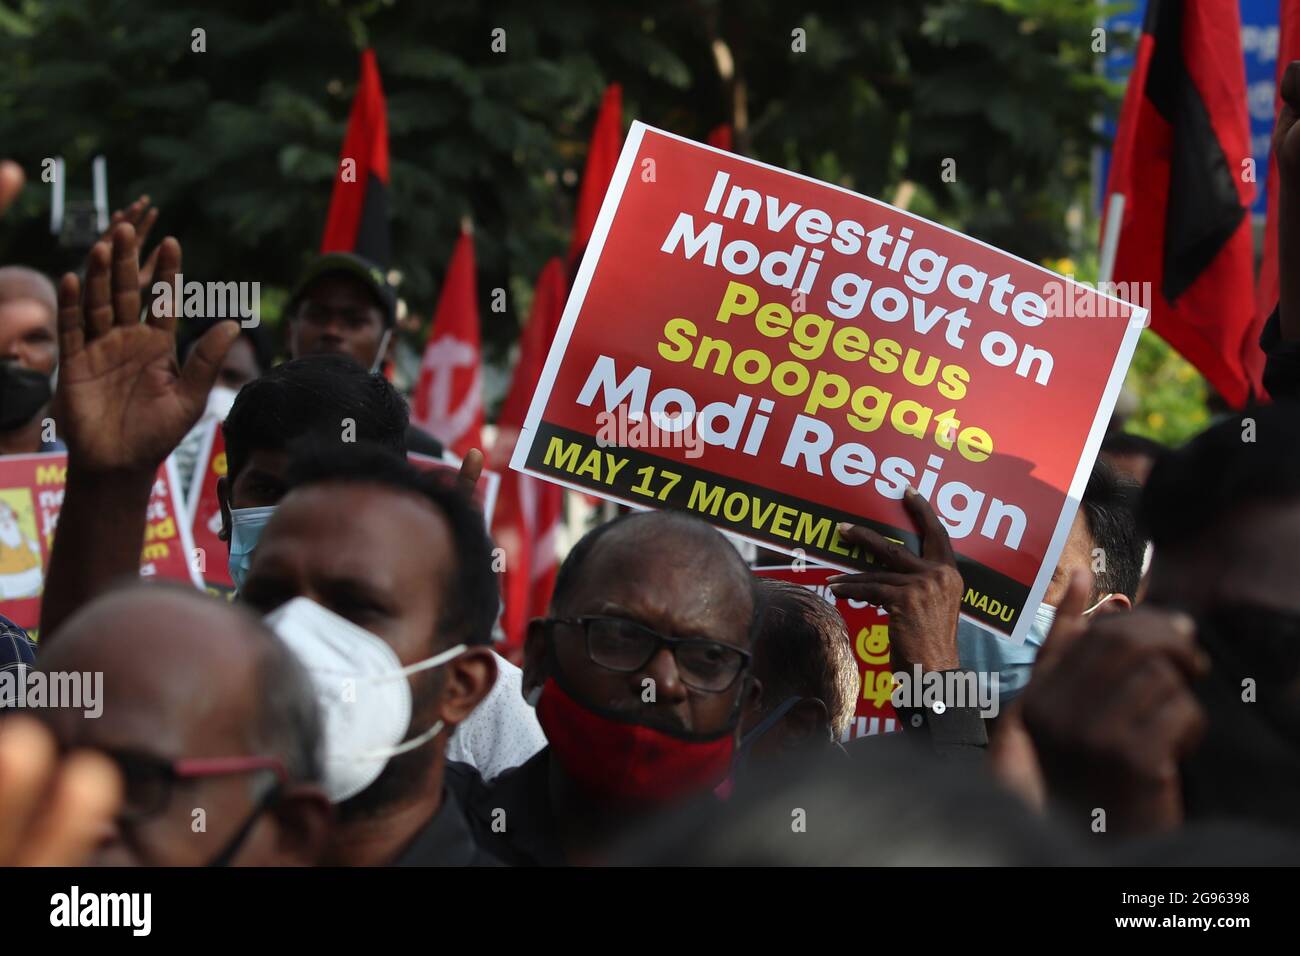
54;224;238;474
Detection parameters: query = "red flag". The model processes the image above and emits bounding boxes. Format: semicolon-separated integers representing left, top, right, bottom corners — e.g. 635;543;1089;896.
491;258;568;652
321;49;391;268
1103;0;1258;408
1255;0;1300;399
412;229;483;458
568;84;624;267
707;124;733;152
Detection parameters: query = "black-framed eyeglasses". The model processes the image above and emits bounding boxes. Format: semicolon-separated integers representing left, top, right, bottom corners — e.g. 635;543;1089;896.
546;615;751;693
103;748;288;823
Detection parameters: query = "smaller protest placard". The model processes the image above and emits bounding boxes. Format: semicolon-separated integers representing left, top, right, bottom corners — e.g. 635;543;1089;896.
0;452;202;634
185;420;235;596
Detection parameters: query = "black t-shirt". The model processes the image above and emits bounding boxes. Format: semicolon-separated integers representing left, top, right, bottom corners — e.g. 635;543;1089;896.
392;762;503;866
453;749;568;866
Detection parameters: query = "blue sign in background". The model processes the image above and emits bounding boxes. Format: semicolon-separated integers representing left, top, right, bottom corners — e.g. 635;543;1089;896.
1101;0;1279;218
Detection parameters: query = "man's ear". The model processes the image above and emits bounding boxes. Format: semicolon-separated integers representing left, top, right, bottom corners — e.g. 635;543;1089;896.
268;785;334;866
1094;594;1133;614
217;475;232;544
783;698;831;747
522;618;550;700
436;646;497;726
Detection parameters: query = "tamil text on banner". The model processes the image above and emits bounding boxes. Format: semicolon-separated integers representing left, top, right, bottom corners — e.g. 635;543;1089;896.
0;452;202;633
512;122;1145;644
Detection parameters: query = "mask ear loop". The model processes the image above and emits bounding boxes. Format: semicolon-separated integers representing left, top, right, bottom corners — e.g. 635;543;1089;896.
352;719;446;762
1082;594;1114;616
307;643;467;683
346;644;468;761
369;327;393;374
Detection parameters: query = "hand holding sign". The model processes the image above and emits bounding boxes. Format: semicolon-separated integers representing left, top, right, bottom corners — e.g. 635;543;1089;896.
54;225;238;476
826;487;962;672
1021;583;1210;837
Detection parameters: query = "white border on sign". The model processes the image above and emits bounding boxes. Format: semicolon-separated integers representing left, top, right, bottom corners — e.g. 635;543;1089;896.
511;120;1147;647
184;418;220;525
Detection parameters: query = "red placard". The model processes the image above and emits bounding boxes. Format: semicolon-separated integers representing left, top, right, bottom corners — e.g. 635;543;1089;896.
0;453;202;635
512;123;1145;643
186;421;234;596
755;565;900;742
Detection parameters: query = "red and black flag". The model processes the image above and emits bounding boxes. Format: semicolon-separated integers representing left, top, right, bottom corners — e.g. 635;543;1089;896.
1103;0;1259;407
321;49;391;268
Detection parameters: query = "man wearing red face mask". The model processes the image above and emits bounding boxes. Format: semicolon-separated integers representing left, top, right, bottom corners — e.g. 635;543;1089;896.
458;510;763;865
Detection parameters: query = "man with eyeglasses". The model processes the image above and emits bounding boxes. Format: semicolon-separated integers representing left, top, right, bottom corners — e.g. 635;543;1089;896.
32;584;332;866
457;509;763;865
285;252;443;457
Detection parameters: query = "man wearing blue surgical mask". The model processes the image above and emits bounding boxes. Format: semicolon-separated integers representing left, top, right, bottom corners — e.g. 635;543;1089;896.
961;459;1144;706
216;354;410;592
981;461;1145;809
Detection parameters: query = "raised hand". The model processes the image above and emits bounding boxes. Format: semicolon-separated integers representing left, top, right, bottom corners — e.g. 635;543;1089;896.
827;487;963;672
53;223;238;475
100;195;162;291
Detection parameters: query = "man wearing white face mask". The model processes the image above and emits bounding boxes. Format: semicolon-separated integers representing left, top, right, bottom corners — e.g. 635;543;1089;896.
242;443;524;865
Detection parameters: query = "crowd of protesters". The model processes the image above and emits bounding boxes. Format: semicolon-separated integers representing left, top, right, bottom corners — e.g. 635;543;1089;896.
3;65;1300;869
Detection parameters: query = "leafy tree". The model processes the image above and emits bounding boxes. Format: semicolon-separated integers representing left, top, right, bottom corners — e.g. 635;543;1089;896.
0;0;1152;415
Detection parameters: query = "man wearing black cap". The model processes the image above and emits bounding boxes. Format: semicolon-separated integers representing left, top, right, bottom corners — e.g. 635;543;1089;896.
285;252;443;457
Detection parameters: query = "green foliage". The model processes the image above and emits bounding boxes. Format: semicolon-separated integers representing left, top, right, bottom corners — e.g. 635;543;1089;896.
1124;331;1212;446
0;0;1159;413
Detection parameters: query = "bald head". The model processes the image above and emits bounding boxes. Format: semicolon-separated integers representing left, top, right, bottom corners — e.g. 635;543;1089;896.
34;586;330;866
0;266;57;313
41;585;318;779
551;510;756;631
0;266;58;383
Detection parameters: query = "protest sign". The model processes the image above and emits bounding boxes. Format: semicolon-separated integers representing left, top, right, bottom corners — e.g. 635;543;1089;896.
755;565;899;742
186;420;235;596
0;453;202;633
512;122;1146;643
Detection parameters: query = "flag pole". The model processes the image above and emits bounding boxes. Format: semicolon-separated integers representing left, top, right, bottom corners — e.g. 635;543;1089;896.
1098;192;1125;286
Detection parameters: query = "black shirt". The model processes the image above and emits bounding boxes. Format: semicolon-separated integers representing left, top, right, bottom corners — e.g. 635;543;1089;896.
453;749;568;866
392;762;503;866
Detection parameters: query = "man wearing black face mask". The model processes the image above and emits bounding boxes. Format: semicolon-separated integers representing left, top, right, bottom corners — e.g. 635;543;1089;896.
458;510;763;865
0;266;60;456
